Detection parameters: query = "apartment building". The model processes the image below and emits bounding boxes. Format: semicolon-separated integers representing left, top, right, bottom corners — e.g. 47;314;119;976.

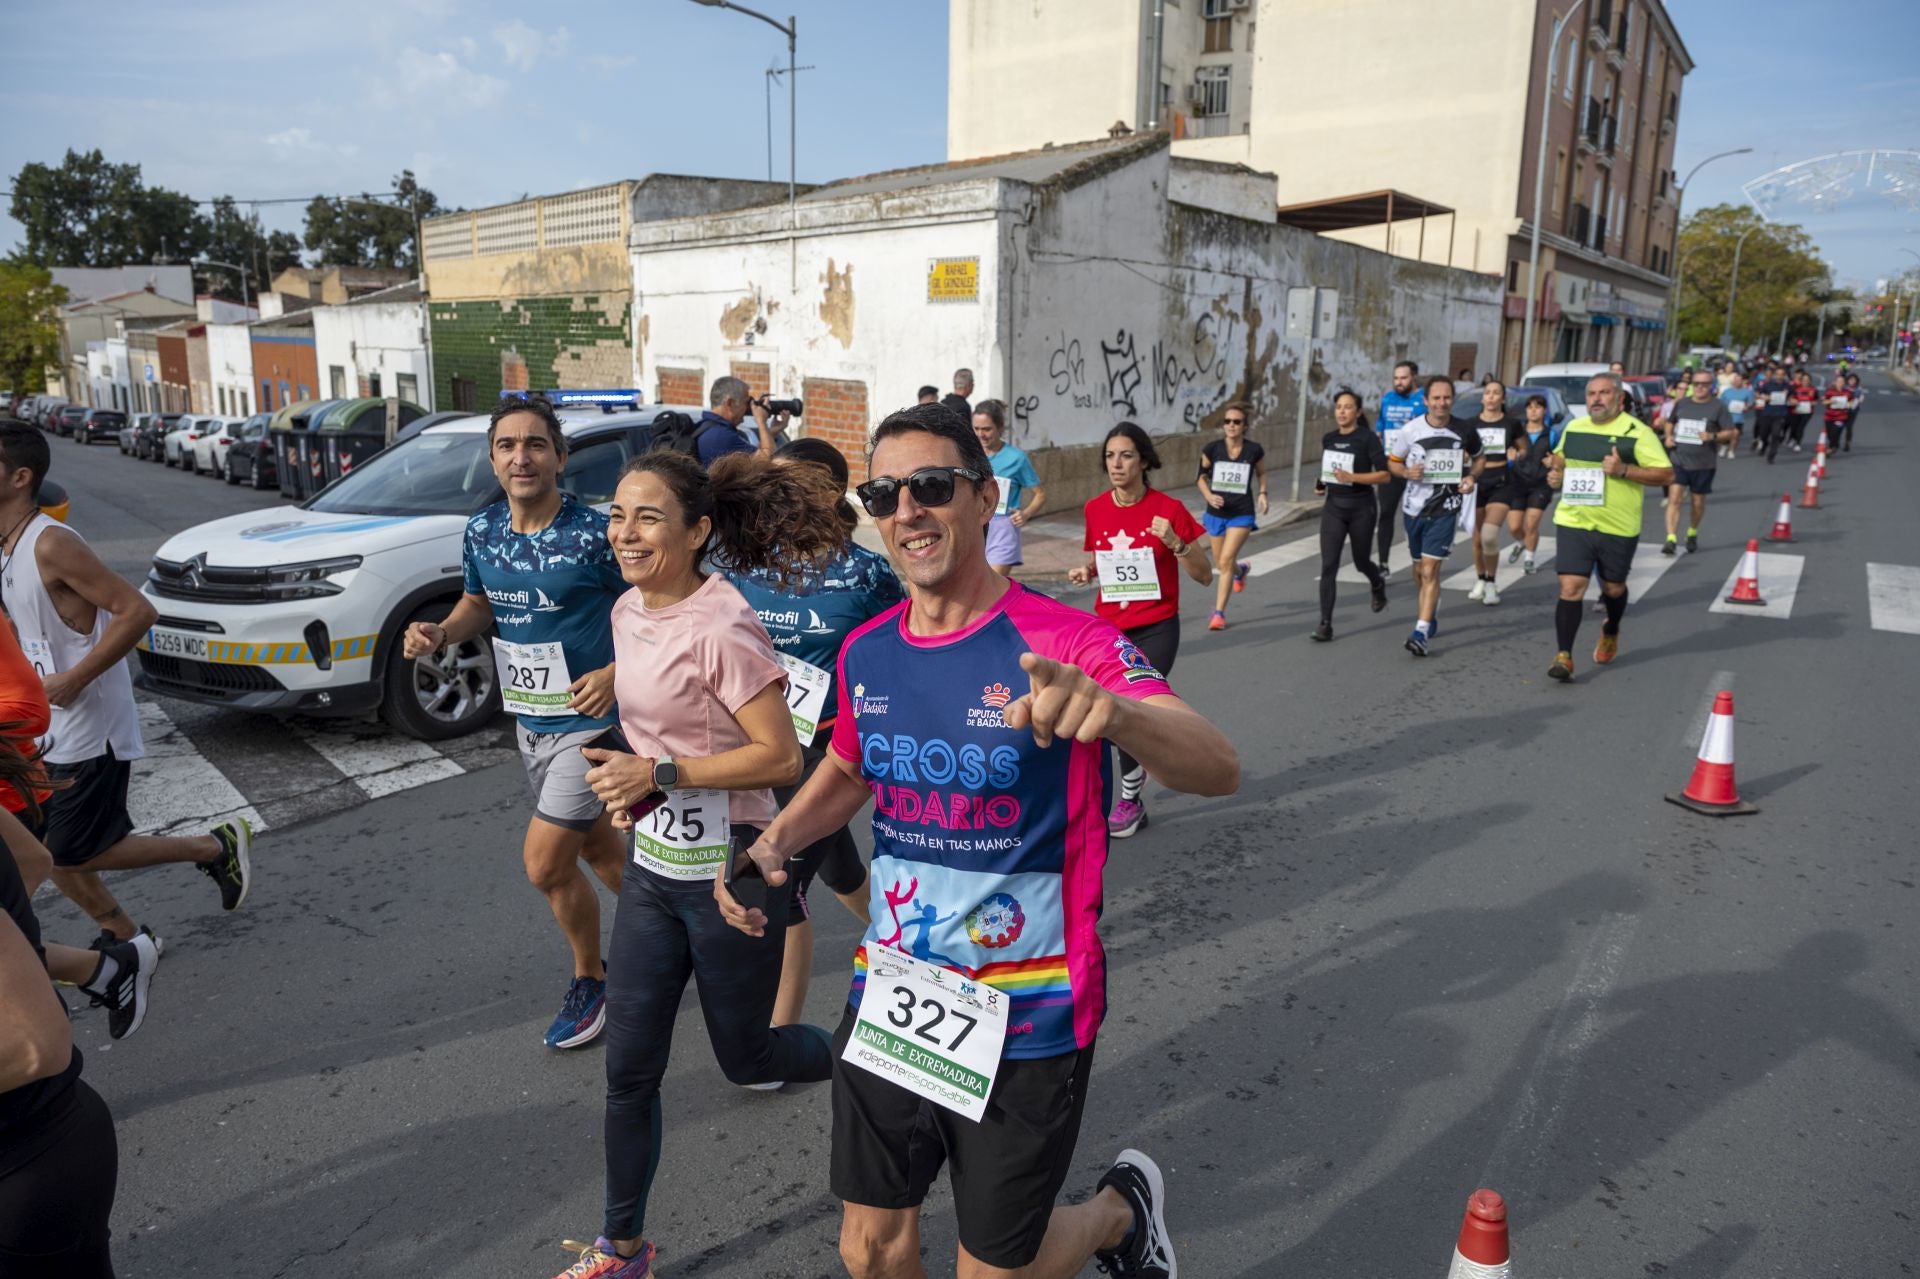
949;0;1693;376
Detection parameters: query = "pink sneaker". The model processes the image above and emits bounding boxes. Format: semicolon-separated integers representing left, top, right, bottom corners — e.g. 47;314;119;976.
553;1238;655;1278
1108;799;1147;839
1231;560;1251;593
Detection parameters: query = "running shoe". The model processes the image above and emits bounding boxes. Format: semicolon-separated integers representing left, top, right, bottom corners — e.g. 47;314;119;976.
1548;651;1574;682
1093;1149;1175;1278
1507;543;1524;565
1660;538;1677;556
1206;610;1226;631
1467;579;1486;603
544;975;608;1050
200;818;253;911
552;1238;654;1279
1231;561;1250;593
1482;581;1500;607
741;1080;784;1092
1686;534;1698;553
1369;582;1388;612
81;929;161;1040
1379;564;1393;582
1522;557;1538;575
1594;632;1619;665
1310;621;1333;642
1108;799;1147;839
1404;629;1429;657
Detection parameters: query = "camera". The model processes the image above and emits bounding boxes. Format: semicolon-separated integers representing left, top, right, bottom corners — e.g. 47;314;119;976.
755;396;804;418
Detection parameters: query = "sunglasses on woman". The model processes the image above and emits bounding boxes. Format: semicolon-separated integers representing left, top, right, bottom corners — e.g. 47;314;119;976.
854;466;985;519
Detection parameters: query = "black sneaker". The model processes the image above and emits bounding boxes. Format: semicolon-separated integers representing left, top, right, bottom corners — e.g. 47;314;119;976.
1310;621;1333;642
81;929;161;1040
1094;1148;1175;1277
1660;539;1677;556
1370;583;1388;613
1686;534;1698;553
200;818;253;910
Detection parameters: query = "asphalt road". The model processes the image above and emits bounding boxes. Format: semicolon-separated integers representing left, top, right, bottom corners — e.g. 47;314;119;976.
25;374;1920;1277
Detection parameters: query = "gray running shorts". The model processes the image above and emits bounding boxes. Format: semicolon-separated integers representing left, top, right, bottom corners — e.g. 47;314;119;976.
519;724;625;831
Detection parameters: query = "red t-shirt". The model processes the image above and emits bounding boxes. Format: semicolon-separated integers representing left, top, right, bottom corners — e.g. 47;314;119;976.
1081;488;1207;631
0;622;51;816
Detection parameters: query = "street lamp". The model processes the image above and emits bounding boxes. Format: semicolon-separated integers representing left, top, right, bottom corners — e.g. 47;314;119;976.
196;258;253;312
1664;147;1754;361
1722;226;1761;351
693;0;797;284
1522;0;1586;378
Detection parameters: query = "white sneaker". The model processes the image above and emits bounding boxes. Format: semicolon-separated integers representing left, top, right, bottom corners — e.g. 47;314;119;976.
1482;581;1500;606
1507;543;1523;565
1467;579;1486;603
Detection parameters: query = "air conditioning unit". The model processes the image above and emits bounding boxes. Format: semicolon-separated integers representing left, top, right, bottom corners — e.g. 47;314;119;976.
1186;82;1207;106
1227;0;1252;9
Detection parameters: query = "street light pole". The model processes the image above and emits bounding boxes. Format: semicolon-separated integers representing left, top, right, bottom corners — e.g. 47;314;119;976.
1522;0;1586;379
694;0;798;287
1722;226;1759;351
1663;147;1753;362
196;258;253;313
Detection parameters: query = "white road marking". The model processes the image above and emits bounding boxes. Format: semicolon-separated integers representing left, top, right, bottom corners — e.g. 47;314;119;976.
291;723;466;799
1866;563;1920;635
129;701;268;838
1707;551;1804;620
1682;671;1738;749
1241;535;1326;578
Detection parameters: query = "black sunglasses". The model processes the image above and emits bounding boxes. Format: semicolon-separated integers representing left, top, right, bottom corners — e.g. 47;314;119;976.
855;466;985;519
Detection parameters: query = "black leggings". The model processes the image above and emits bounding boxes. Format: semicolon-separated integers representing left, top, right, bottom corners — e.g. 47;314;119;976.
1115;617;1180;780
601;832;833;1242
1376;476;1408;564
1319;500;1384;622
0;1080;118;1278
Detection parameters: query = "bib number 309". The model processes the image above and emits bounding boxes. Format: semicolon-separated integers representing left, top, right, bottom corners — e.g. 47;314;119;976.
844;946;1010;1122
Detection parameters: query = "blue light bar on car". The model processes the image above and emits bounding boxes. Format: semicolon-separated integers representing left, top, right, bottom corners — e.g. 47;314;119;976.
500;388;644;407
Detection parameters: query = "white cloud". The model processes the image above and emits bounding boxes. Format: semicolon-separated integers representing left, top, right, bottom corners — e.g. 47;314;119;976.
264;127;359;159
381;46;507;112
492;20;570;71
584;53;637;73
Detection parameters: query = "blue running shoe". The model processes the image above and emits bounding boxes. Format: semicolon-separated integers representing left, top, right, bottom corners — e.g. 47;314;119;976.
1404;629;1429;657
552;1237;654;1278
544;976;607;1050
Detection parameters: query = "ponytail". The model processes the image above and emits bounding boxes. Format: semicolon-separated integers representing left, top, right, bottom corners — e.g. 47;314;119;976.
620;450;849;584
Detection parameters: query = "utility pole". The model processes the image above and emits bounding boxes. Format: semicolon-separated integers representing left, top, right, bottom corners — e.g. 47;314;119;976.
1522;0;1588;378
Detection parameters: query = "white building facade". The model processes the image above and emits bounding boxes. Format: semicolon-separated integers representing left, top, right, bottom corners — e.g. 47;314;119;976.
206;322;258;418
311;284;431;408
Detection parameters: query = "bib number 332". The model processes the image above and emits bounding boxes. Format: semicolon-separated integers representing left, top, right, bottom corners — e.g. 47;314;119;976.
844;946;1010;1122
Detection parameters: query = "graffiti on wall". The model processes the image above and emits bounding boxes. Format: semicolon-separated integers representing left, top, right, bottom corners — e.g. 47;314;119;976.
1038;309;1239;430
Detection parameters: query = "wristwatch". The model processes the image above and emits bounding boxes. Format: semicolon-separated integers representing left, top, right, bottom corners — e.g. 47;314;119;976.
652;756;678;792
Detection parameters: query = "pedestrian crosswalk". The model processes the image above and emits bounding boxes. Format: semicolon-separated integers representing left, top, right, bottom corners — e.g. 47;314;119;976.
1866;564;1920;635
1707;551;1804;620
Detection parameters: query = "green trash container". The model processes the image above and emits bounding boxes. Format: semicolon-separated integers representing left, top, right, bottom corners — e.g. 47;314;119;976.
318;398;424;486
266;399;333;501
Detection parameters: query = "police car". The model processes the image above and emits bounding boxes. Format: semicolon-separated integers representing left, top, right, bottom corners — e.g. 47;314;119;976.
135;395;703;739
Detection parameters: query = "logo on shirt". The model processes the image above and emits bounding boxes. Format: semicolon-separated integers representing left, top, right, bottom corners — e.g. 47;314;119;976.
485;585;562;613
1112;637;1163;685
965;892;1026;949
852;683;887;718
801;609;833;635
966;682;1017;730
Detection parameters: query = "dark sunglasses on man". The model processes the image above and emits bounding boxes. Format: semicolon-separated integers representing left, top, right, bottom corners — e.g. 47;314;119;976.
855;466;986;519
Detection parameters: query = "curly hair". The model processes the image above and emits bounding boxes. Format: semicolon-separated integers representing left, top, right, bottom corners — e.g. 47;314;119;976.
619;450;848;585
0;725;57;824
774;437;859;534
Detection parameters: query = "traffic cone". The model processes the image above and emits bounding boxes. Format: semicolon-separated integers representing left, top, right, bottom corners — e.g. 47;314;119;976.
1725;539;1766;605
1446;1189;1511;1279
1666;691;1759;816
1799;466;1820;509
1767;494;1794;541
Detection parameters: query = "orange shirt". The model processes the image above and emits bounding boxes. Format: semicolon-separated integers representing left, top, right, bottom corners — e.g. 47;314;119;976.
0;618;52;814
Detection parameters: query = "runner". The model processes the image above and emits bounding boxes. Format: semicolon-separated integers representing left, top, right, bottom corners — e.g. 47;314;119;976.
0;422;251;953
402;396;628;1050
1753;363;1792;462
1387;377;1481;657
972;400;1046;578
1839;372;1863;451
1717;370;1753;460
1066;421;1211;835
1310;388;1389;641
1545;373;1673;682
1661;370;1737;555
549;450;847;1279
1374;361;1426;574
1467;379;1521;606
718;400;1235;1279
1786;369;1818;452
1821;372;1852;454
726;438;902;1034
1196;402;1267;630
1504;395;1556;575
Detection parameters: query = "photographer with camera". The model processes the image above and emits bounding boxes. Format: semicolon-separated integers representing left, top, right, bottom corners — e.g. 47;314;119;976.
682;376;795;468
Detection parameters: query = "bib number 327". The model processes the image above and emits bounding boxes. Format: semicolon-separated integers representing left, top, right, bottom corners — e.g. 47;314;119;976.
844;946;1009;1122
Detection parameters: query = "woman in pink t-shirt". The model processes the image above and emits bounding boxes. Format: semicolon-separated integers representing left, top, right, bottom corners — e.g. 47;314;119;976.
562;450;847;1279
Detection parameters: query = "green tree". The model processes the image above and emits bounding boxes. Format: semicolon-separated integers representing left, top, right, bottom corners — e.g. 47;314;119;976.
1674;204;1829;351
0;263;67;394
7;149;208;266
302;170;447;270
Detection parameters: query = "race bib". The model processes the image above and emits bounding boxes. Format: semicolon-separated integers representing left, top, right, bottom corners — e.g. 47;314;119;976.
1562;467;1606;507
631;789;729;878
1320;450;1354;484
1096;546;1161;603
1768;391;1788;407
492;639;574;719
1827;396;1849;410
993;484;1013;517
843;945;1010;1122
1423;448;1464;484
1478;427;1509;454
1673;419;1706;446
775;652;831;745
1210;460;1251;495
20;637;54;678
1794;400;1812;414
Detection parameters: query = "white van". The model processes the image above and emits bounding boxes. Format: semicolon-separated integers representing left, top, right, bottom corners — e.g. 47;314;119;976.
1522;363;1652;417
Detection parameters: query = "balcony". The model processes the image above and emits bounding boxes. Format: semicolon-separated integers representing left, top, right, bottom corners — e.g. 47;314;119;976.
1570;203;1592;244
1605;26;1627;69
1660;112;1675;138
1587;0;1614;49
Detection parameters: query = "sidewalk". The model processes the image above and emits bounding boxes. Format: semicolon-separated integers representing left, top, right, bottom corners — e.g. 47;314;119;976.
853;481;1323;586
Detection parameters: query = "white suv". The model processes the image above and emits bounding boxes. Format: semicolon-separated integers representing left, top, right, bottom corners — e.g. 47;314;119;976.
135;406;698;739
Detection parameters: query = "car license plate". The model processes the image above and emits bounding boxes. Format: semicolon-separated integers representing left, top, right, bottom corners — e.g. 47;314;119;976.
147;628;207;659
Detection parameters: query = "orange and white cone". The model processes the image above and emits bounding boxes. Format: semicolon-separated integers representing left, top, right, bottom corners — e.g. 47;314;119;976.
1725;538;1766;605
1446;1190;1512;1278
1767;494;1794;541
1666;690;1759;816
1799;465;1821;509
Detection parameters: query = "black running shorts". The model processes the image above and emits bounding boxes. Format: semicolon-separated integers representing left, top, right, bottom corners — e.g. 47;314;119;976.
32;749;135;868
1554;525;1638;585
830;1008;1095;1270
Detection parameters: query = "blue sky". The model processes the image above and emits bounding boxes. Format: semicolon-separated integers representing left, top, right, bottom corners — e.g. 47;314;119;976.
4;0;1915;289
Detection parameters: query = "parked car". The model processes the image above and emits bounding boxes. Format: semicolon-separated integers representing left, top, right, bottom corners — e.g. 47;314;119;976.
195;414;266;478
54;405;88;437
1454;384;1572;432
137;412;184;460
164;415;218;467
136;405;696;738
1623;374;1671;415
390;410;468;447
76;408;127;445
225;415;279;489
120;413;149;453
